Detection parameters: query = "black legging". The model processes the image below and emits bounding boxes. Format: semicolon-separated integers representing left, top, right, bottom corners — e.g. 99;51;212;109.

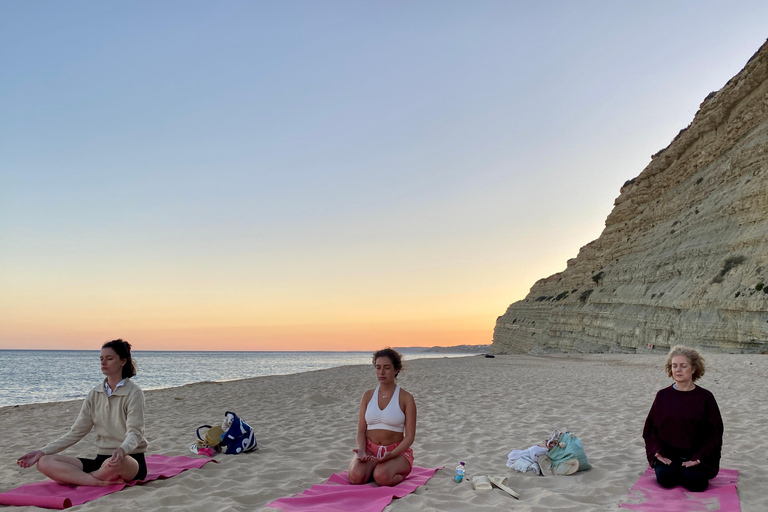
654;458;709;492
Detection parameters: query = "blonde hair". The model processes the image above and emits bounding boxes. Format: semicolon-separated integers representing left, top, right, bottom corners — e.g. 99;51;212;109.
664;345;705;382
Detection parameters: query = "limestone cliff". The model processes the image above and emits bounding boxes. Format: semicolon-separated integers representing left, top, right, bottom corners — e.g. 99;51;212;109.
492;40;768;354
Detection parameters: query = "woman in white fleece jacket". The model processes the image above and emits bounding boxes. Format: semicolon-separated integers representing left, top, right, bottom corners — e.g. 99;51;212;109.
17;339;147;486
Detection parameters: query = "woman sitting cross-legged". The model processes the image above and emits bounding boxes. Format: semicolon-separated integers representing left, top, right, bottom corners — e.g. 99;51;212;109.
16;339;147;486
348;348;416;486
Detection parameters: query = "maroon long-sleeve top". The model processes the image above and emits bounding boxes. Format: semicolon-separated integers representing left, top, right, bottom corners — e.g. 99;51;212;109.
642;384;723;479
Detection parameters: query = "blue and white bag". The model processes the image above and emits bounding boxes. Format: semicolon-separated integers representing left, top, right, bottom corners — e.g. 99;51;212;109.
220;411;258;454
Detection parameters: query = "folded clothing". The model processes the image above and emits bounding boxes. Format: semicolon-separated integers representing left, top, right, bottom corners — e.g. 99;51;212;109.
514;456;540;474
507;445;547;474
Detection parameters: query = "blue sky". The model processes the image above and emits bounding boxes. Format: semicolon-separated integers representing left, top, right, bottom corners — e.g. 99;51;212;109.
1;1;767;350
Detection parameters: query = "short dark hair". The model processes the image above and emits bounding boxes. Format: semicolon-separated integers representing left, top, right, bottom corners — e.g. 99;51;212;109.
102;339;137;379
372;347;403;376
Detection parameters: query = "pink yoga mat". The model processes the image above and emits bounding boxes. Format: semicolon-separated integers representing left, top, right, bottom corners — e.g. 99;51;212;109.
266;466;442;512
619;467;740;512
0;454;216;509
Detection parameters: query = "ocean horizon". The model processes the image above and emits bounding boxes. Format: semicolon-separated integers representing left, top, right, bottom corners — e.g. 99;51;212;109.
0;349;476;408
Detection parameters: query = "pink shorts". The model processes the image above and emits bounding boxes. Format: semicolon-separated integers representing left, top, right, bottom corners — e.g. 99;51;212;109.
366;438;414;470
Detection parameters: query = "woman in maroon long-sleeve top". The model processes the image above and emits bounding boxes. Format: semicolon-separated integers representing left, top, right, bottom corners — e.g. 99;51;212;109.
642;346;723;492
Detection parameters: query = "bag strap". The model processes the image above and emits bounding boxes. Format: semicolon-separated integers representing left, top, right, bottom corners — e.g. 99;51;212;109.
196;425;213;441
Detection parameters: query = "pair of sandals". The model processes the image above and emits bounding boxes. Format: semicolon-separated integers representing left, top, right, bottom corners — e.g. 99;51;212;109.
471;475;519;499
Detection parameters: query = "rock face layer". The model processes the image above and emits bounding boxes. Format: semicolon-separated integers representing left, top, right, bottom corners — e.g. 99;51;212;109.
493;40;768;354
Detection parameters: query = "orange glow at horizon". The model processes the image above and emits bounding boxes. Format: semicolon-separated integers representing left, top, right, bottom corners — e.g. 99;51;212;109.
0;319;495;352
0;241;570;352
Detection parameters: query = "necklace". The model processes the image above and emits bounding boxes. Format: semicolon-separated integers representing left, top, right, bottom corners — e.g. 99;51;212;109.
379;393;392;399
379;388;395;400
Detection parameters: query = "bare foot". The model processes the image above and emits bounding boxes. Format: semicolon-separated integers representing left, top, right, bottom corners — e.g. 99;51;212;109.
96;478;125;487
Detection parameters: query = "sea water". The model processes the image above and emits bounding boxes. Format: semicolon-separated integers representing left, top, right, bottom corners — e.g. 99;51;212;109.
0;350;470;408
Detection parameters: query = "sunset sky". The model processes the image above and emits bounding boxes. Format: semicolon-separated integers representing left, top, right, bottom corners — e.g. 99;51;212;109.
2;1;767;351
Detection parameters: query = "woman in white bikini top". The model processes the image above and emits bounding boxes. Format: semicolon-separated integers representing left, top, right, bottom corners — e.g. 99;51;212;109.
348;348;417;487
364;385;405;433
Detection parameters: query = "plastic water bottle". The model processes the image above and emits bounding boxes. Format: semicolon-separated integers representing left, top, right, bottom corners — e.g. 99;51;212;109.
454;461;466;483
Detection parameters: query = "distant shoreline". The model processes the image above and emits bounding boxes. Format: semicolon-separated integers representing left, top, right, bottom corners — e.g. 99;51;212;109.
394;344;490;354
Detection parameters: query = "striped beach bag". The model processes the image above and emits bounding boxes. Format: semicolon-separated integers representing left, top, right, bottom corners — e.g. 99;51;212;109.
547;431;590;472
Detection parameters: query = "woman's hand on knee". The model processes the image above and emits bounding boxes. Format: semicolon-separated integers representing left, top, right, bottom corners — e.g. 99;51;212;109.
682;459;700;467
108;448;125;467
655;453;672;465
17;451;44;468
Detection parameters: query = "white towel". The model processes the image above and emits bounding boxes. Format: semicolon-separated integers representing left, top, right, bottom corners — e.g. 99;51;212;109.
221;413;234;431
506;445;548;466
510;456;540;475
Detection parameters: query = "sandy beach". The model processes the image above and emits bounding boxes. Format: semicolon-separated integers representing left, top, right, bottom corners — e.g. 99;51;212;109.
2;354;765;511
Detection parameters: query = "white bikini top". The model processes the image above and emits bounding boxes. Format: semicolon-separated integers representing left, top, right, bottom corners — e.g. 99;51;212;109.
365;385;405;433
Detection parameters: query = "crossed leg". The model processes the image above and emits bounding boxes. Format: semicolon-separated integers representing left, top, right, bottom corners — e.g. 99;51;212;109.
37;454;138;486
